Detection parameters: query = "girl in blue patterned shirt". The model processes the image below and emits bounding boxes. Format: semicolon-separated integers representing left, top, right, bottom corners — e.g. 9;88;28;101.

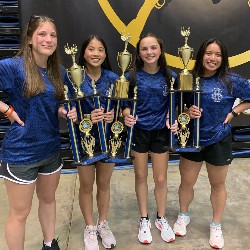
173;38;250;249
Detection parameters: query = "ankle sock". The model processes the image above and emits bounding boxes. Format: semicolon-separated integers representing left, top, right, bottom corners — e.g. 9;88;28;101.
141;215;149;220
44;241;52;247
211;221;221;226
179;211;190;216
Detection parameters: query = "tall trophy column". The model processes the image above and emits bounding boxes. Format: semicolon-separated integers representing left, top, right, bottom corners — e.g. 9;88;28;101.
104;33;137;163
61;44;108;166
169;27;201;152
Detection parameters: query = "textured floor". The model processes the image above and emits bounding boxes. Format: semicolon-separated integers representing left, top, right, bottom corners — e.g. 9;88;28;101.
0;158;250;250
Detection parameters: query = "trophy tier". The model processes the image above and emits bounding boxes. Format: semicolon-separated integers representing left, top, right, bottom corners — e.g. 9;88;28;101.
72;152;108;166
60;93;99;104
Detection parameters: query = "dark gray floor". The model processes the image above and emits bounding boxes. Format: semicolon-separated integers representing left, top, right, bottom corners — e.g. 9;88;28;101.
0;158;250;250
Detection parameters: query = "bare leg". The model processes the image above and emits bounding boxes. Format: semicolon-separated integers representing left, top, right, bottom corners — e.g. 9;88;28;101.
151;152;168;217
206;163;229;223
4;180;35;250
36;170;61;242
132;150;149;217
78;165;95;225
178;157;203;213
95;162;115;222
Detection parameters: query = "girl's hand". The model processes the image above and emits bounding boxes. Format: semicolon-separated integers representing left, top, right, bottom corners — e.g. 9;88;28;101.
223;112;234;124
104;108;114;123
9;111;24;126
166;119;178;134
189;105;202;119
124;114;137;127
91;107;104;124
58;106;77;122
67;107;77;122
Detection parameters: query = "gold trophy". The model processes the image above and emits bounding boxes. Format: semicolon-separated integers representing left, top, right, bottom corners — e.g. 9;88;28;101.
79;118;95;157
177;113;191;147
109;121;124;157
178;27;194;90
64;44;84;97
114;33;132;98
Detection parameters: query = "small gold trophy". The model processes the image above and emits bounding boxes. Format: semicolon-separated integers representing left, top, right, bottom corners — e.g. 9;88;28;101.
114;33;132;98
178;27;194;90
109;121;124;157
64;44;84;97
79;118;95;157
177;113;191;147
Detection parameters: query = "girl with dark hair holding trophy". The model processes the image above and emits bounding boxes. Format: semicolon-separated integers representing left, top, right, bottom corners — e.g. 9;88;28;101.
173;38;250;249
0;15;77;250
77;35;118;250
123;33;178;244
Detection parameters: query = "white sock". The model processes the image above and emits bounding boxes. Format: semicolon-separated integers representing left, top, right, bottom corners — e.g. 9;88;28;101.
44;241;52;247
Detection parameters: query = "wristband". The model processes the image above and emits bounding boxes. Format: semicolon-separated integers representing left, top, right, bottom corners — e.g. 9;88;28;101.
231;110;239;117
3;106;10;114
4;105;14;118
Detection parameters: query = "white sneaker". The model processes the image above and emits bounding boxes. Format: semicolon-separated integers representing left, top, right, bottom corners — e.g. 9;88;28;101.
138;218;152;244
173;212;191;236
155;216;175;243
97;220;116;249
209;223;224;249
84;225;99;250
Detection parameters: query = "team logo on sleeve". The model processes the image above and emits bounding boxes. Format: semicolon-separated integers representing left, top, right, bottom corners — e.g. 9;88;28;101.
163;84;168;97
211;88;223;102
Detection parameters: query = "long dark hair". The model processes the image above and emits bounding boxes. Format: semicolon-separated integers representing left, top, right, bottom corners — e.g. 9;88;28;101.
78;34;112;70
193;38;231;87
131;32;172;88
18;15;64;99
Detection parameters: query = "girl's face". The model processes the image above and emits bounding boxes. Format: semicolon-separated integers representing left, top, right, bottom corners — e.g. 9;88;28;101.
84;38;106;68
202;42;222;77
29;21;57;62
139;36;161;66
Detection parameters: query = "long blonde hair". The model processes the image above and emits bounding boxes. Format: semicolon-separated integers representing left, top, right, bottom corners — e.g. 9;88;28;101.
17;15;64;99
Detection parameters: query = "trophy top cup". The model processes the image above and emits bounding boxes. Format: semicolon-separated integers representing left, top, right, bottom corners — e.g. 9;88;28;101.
64;43;85;98
178;27;194;91
114;33;132;99
178;27;193;73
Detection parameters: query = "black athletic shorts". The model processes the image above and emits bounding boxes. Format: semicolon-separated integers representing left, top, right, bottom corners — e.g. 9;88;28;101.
132;126;169;153
180;133;233;166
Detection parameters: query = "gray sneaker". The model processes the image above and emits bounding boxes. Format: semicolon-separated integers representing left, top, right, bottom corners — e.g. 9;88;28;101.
97;220;116;249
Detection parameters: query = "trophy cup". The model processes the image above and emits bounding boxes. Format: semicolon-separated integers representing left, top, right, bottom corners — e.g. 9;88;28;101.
64;44;84;98
114;33;132;99
178;27;194;91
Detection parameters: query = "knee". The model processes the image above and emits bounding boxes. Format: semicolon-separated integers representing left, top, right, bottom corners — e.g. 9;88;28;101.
211;182;226;193
154;175;167;189
38;194;56;204
79;182;94;194
96;180;110;192
179;180;195;190
135;172;148;184
9;206;31;223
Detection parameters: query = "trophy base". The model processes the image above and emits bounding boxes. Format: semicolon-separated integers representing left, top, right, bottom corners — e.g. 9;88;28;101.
168;146;201;152
179;73;193;90
103;146;134;163
72;152;108;166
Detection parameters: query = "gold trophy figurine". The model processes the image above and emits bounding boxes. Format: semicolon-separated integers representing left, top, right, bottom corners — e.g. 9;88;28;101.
65;44;84;97
114;33;132;98
177;113;191;148
178;27;194;90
